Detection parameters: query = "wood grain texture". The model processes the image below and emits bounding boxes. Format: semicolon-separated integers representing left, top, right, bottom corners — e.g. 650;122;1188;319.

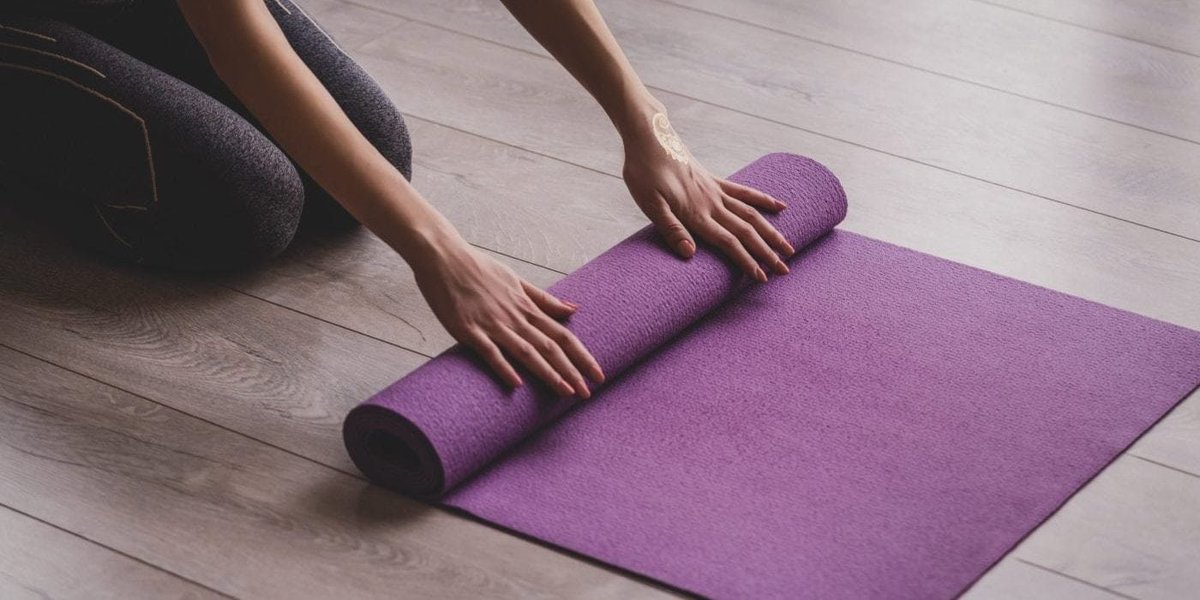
327;16;1200;331
1014;456;1200;599
1;0;1197;596
349;0;1200;240
0;208;420;474
0;346;672;599
665;0;1200;142
0;506;221;600
981;0;1200;57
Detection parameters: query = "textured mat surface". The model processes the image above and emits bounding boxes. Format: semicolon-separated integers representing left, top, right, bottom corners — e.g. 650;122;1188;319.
344;154;1200;599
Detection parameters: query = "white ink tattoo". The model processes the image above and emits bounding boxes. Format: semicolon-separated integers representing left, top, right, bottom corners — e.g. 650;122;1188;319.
652;112;689;164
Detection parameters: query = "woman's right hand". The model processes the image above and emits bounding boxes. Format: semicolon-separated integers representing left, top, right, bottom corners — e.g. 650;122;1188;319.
411;234;605;398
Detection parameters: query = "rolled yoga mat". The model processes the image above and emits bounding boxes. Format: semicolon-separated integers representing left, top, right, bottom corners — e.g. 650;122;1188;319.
344;153;1200;599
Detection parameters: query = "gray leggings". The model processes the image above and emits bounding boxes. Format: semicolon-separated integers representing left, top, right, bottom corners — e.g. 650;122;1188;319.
0;0;412;270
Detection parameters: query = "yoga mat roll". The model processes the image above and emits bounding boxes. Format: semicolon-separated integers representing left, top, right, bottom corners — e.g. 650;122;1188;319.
343;153;846;498
346;153;1200;598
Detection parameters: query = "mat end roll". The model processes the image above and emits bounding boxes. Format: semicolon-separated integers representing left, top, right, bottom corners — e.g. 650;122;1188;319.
343;404;445;498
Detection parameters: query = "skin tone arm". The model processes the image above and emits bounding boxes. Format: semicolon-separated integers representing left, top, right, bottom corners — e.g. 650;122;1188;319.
177;0;603;398
499;0;796;280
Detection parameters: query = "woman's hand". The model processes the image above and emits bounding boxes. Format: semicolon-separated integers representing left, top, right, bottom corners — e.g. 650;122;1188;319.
621;111;795;281
411;234;605;397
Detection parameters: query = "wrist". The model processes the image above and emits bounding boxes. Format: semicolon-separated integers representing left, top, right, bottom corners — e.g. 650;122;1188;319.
375;200;468;272
400;220;470;274
612;90;667;144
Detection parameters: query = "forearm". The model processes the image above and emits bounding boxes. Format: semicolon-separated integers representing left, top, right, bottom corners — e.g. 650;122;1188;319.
500;0;662;143
177;0;460;262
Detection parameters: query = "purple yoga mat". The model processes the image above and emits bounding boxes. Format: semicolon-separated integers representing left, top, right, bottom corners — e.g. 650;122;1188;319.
345;154;1200;598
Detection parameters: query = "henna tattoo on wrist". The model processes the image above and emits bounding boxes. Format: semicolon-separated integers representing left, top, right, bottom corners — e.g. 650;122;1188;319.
651;112;689;164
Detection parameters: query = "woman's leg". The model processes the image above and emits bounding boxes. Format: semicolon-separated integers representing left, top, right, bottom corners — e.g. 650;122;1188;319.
0;14;305;271
92;0;415;235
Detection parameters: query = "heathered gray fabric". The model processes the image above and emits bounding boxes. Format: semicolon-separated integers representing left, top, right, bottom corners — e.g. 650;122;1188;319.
0;0;412;270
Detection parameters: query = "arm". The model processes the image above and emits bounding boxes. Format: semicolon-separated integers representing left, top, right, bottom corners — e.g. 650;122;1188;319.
501;0;795;281
176;0;602;396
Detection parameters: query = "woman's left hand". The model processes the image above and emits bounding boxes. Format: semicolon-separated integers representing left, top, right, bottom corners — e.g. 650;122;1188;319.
621;111;795;282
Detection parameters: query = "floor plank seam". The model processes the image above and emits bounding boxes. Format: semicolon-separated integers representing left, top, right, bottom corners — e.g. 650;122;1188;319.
408;115;618;182
220;285;436;359
405;102;1200;248
969;0;1200;59
341;3;1200;246
654;0;1200;147
219;239;568;358
1014;558;1138;599
1129;453;1200;480
0;503;237;599
464;242;570;276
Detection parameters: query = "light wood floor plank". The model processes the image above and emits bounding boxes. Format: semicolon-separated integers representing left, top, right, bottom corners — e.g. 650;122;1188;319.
980;0;1200;57
0;505;223;600
317;17;1200;331
0;346;672;599
962;557;1128;600
1131;389;1200;478
661;0;1200;143
348;0;1200;240
1013;456;1200;600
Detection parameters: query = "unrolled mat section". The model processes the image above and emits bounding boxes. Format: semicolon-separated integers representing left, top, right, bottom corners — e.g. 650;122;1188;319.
344;154;1200;599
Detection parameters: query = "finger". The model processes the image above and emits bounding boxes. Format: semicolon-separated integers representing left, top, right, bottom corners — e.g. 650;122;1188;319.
465;327;523;388
727;199;796;257
645;195;697;258
522;280;576;319
516;321;591;399
720;179;785;212
495;325;577;397
531;311;605;385
716;207;789;276
700;219;767;282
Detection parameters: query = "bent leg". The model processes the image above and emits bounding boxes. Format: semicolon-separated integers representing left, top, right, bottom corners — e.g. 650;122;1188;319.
0;15;305;270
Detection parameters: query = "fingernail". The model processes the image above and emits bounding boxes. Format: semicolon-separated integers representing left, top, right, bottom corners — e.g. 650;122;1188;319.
778;261;790;275
783;242;796;256
578;385;591;400
678;240;695;256
776;200;788;209
595;368;606;383
755;267;768;282
558;380;573;396
564;300;580;310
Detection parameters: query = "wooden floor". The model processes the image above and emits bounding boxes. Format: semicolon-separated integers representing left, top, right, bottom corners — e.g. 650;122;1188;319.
2;0;1198;597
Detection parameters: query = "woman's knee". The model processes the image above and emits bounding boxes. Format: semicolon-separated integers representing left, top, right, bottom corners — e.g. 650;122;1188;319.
137;144;306;271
